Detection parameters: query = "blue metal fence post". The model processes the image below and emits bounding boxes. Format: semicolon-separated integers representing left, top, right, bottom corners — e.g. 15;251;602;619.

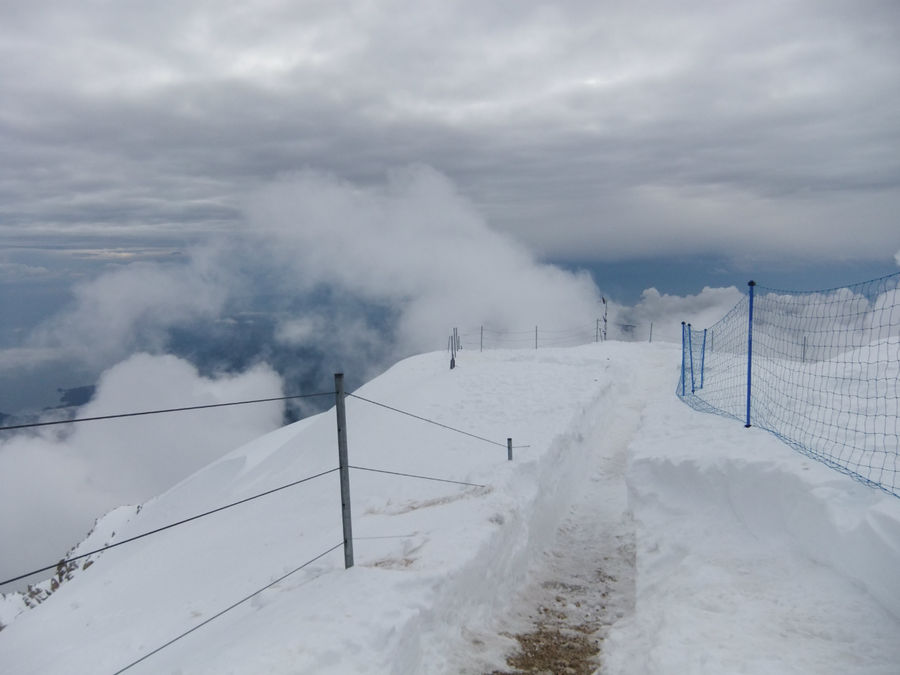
700;328;707;389
687;324;695;393
681;322;686;396
745;281;756;428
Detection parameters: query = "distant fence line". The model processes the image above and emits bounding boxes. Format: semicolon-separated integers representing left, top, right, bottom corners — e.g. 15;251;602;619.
678;273;900;498
453;320;654;353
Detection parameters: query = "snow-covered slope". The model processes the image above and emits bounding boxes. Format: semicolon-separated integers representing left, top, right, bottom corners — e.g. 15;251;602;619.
1;343;899;674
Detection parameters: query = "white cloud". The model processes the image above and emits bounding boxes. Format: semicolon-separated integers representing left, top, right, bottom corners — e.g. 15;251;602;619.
613;286;746;343
244;166;603;357
274;317;324;346
28;251;230;367
273;311;385;380
0;353;283;585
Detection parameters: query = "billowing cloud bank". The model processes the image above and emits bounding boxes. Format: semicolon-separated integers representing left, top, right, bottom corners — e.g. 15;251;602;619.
0;354;282;585
243;166;603;356
28;253;230;368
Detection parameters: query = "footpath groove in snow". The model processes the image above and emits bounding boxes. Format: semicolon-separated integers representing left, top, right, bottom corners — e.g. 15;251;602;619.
481;404;639;674
467;350;667;675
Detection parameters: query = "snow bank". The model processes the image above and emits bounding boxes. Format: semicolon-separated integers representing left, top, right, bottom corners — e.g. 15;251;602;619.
605;381;900;675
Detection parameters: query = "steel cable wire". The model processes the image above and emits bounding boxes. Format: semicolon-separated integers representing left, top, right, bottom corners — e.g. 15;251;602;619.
0;467;339;587
112;542;344;674
0;392;336;432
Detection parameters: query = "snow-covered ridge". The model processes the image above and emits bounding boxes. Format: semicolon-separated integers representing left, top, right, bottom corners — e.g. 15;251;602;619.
0;504;140;628
1;343;899;674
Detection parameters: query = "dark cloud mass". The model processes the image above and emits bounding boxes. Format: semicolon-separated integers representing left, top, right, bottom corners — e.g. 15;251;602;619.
1;0;898;264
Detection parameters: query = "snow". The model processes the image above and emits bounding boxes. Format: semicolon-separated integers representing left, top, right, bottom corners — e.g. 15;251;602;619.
1;342;899;674
606;381;900;674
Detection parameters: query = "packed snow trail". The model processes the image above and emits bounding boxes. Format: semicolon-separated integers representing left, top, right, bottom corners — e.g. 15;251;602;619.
460;345;670;673
1;343;899;674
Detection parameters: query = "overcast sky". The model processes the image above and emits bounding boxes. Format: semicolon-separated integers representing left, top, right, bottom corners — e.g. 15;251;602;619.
2;0;898;270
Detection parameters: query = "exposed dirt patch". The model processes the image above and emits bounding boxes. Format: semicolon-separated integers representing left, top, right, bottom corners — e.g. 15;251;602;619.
493;624;599;675
372;556;416;569
365;486;492;516
485;554;626;675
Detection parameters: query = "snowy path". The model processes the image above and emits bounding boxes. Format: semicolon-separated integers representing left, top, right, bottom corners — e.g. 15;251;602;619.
464;347;668;674
474;401;639;674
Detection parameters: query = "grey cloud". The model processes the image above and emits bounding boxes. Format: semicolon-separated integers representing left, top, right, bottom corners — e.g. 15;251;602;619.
1;0;899;264
27;253;232;367
242;166;603;355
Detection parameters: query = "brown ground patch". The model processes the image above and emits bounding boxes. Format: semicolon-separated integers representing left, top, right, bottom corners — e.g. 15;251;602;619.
492;622;600;675
487;575;608;675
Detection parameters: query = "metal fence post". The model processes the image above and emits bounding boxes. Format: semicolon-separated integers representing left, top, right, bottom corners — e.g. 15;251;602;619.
687;323;695;393
649;322;653;343
602;297;607;341
450;329;457;369
334;373;354;569
700;328;707;389
507;438;513;461
681;322;686;396
745;281;756;428
535;326;538;349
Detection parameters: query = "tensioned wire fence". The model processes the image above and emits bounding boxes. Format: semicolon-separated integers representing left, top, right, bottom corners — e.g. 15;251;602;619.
678;273;900;498
459;324;598;350
454;320;655;352
1;375;513;673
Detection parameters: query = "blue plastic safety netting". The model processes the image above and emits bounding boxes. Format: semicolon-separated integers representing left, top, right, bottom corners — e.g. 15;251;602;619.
678;273;900;498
